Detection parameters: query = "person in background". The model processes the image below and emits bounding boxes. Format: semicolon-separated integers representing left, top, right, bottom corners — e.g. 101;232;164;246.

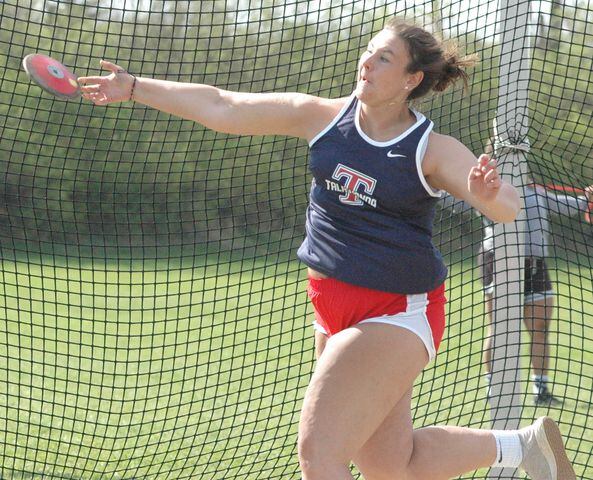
480;180;593;405
443;170;593;405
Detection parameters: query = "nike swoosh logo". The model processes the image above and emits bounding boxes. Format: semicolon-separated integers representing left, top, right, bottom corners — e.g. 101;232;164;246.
387;151;406;158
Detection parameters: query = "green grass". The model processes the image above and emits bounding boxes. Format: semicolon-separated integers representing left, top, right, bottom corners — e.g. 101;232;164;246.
0;253;591;479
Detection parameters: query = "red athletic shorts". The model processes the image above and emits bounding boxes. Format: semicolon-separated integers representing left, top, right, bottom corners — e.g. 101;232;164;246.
307;276;447;360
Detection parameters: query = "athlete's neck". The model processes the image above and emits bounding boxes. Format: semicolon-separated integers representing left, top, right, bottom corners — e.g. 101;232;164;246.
358;103;416;142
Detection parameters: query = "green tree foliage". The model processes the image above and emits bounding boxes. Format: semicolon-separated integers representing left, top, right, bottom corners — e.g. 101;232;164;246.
530;0;593;184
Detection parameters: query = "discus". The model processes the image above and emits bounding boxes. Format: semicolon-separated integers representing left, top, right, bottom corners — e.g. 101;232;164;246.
22;53;81;100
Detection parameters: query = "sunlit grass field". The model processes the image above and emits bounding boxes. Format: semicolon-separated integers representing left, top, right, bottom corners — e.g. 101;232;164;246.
0;250;591;479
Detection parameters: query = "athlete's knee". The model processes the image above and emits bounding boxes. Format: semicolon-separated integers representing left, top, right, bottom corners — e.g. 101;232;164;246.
356;463;410;480
298;434;349;478
354;435;414;480
298;418;352;477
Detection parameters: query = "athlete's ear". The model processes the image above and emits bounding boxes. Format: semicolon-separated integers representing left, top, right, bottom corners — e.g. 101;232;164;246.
406;70;423;91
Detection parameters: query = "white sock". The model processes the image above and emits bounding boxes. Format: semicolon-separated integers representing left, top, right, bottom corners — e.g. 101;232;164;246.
532;374;549;394
491;430;523;468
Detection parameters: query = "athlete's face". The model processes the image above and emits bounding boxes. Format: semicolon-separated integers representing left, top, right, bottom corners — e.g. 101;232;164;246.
355;29;422;106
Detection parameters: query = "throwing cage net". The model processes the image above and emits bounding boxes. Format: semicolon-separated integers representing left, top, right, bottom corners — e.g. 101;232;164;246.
0;1;591;478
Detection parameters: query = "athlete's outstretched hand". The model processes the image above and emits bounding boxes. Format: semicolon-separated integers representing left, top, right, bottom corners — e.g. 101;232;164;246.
78;60;135;105
468;154;502;202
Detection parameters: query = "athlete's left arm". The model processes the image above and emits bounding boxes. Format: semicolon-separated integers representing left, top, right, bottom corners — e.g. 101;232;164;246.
423;133;521;223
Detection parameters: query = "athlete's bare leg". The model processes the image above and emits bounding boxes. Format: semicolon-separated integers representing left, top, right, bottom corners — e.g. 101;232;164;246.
314;330;328;360
299;324;497;480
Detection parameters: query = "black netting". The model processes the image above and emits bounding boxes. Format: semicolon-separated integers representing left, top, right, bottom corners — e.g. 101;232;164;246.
0;1;591;479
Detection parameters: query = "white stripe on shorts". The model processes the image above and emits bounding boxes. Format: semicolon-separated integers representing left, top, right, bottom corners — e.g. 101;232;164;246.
312;292;437;361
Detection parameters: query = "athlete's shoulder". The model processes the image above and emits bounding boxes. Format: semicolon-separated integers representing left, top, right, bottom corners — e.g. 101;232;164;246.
304;95;353;143
422;132;469;175
426;130;462;148
288;93;349;113
285;92;343;105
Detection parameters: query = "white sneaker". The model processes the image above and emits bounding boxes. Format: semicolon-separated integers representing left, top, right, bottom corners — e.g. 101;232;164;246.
518;417;576;480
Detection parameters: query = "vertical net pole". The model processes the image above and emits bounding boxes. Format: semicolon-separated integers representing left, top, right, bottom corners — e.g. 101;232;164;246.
488;0;533;477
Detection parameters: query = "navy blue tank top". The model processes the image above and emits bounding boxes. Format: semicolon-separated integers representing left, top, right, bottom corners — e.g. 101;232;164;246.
297;94;448;294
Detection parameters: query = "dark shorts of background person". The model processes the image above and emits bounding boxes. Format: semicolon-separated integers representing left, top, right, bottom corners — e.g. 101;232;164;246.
477;248;554;303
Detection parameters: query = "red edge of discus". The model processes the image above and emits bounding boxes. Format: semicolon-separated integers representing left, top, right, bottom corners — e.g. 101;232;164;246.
22;53;81;100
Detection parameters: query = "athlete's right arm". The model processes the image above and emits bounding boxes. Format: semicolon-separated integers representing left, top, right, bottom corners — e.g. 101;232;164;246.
78;60;342;141
133;78;335;140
